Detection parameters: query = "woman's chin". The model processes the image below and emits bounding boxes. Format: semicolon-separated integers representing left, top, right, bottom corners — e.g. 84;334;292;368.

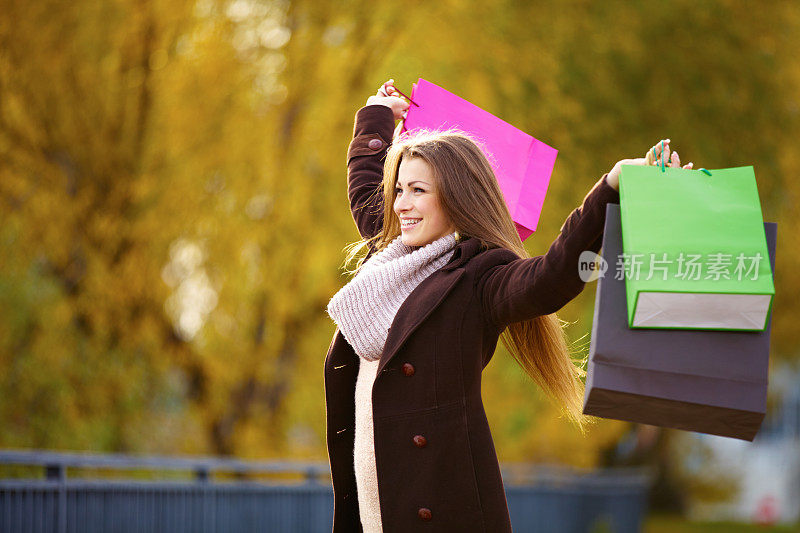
401;233;421;247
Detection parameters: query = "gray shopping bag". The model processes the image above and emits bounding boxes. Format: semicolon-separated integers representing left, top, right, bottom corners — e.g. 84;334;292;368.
582;203;776;441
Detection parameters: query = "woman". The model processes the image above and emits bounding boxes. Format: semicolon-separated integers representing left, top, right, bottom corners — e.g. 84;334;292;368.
325;79;693;532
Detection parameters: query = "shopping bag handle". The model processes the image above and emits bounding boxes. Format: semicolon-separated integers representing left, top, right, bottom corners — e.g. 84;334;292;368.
652;141;668;172
653;141;713;175
394;83;418;137
387;84;419;107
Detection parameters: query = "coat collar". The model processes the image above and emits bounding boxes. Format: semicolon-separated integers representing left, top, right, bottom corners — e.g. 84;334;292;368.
440;236;484;272
375;236;482;375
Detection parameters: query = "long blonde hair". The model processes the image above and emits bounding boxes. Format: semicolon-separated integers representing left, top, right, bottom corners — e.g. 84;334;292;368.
343;127;593;432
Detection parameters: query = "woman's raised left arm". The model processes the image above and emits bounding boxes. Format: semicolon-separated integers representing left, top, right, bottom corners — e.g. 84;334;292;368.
476;174;620;330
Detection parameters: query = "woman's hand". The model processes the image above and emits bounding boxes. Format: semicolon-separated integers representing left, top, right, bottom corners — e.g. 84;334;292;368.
366;78;410;121
605;139;695;191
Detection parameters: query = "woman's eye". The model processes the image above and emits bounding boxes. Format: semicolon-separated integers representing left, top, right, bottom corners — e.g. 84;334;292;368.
414;187;424;193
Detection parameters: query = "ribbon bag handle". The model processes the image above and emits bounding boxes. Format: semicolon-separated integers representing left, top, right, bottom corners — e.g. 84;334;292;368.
390;82;419;136
653;141;713;175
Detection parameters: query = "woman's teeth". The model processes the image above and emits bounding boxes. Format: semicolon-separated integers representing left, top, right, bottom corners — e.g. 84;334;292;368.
401;219;421;229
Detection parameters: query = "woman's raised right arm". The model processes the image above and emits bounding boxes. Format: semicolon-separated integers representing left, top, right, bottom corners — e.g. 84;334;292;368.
347;80;410;240
347;105;395;240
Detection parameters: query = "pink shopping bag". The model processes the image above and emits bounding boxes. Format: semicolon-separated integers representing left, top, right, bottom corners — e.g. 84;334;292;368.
402;78;557;241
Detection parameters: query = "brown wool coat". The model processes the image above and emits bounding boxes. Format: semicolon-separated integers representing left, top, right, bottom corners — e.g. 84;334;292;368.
324;104;620;532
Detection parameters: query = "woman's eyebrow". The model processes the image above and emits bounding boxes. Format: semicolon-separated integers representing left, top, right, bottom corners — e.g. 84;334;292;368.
395;180;429;186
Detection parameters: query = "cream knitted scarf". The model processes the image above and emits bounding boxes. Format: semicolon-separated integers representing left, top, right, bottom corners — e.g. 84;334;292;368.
326;231;459;361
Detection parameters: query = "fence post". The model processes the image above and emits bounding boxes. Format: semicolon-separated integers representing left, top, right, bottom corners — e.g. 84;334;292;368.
193;466;213;533
45;462;67;533
194;467;210;483
304;466;319;484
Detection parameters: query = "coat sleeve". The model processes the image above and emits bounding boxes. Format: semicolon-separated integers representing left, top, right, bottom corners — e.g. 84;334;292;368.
476;174;620;329
346;104;396;241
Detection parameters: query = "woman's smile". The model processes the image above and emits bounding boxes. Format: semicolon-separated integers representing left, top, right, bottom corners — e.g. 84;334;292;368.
400;218;422;230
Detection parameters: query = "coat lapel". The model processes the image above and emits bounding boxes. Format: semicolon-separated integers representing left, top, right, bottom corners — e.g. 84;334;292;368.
376;237;483;375
376;268;464;375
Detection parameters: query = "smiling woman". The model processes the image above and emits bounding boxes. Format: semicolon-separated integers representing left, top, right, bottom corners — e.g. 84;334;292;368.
323;78;682;532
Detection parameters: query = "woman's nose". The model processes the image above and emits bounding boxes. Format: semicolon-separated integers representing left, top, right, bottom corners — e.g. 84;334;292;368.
395;193;411;212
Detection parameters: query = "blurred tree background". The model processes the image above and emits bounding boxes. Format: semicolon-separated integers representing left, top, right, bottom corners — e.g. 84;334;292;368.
0;0;797;490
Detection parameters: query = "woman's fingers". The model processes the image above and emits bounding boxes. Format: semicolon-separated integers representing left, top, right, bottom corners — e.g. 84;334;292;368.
646;139;671;165
642;140;696;171
661;143;671;167
367;78;407;110
378;78;395;96
377;78;407;103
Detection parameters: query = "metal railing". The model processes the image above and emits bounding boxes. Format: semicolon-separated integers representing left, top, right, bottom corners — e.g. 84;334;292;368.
0;449;652;532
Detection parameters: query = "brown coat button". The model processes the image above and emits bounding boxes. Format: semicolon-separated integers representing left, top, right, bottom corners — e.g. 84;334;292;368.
368;138;383;150
417;507;432;521
413;435;427;448
401;363;415;376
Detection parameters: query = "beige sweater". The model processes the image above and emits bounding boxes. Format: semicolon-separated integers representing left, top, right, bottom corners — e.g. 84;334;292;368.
326;232;459;531
354;357;383;533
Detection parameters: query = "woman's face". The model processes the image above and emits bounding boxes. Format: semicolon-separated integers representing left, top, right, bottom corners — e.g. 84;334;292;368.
394;157;456;247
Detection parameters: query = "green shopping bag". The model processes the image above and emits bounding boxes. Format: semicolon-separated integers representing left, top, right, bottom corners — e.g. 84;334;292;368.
618;165;774;331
